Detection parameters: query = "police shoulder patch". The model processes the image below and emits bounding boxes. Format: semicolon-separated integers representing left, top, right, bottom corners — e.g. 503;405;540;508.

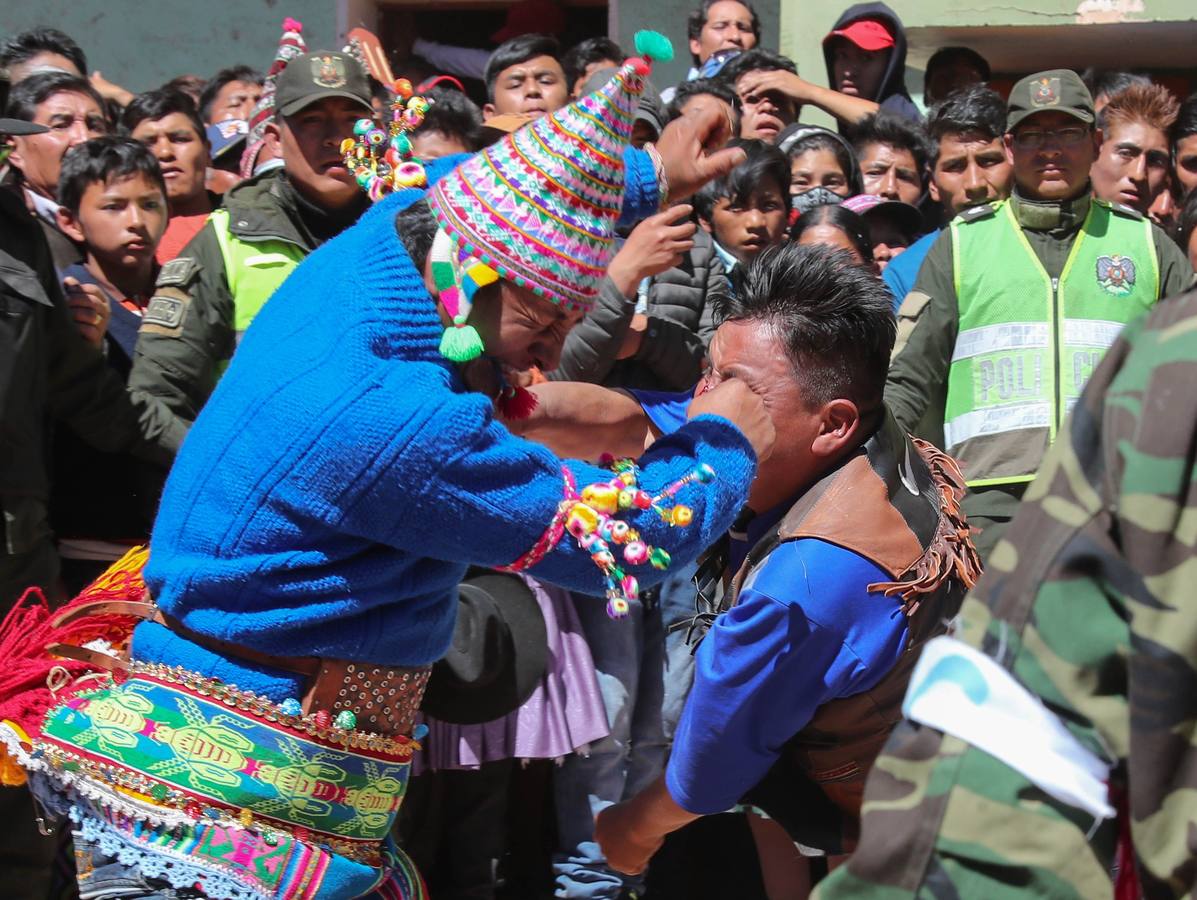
156;256;200;288
141;286;190;335
956;203;997;223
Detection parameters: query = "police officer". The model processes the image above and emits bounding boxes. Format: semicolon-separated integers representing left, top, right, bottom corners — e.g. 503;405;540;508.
885;69;1193;559
127;50;375;428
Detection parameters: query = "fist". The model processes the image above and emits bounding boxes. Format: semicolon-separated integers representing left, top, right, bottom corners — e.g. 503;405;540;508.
688;378;775;461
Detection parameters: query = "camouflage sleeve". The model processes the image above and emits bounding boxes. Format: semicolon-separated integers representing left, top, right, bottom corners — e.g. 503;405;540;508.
127;223;235;427
820;289;1197;899
883;229;957;442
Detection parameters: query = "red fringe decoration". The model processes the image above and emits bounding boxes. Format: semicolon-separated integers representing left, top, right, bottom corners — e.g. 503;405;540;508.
0;547;150;739
497;384;539;420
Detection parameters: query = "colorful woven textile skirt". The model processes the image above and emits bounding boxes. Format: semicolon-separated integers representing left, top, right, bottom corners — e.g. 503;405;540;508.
0;548;427;900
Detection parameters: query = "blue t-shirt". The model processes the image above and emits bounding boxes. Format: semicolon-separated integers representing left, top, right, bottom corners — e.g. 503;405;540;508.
666;537;908;814
630;387;911;814
882;229;938;310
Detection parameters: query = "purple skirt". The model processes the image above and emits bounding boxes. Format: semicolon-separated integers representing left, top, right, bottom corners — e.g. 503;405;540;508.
415;576;610;772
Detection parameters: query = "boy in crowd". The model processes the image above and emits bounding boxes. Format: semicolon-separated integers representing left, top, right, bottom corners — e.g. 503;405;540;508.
197;64;263;124
0;26;87;82
660;0;760;103
852;110;930;208
718;49;799;143
922;45;989;108
695;138;790;292
883;85;1013;305
731;1;920;128
52;137;169;589
483;34;569;121
1090;82;1178;218
1175;94;1197;199
562;36;624;97
411;85;483;159
122;87;214;262
4;70;108;269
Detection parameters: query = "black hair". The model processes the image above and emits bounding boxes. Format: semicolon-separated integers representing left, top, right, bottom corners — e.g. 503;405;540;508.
165;74;207;103
0;27;88;77
717;243;895;409
1173;93;1197;143
6;70;106;125
718;48;797;87
784;130;860;194
57;135;165;214
1178;189;1197;261
394;198;438;271
687;0;761;65
198;65;264;122
791;201;873;264
484;34;562;102
926;84;1006;165
694;138;791;222
849;111;932;182
562;37;624;92
1081;69;1151;102
923;47;990;95
121;87;207;143
417;86;483;152
664;77;742;134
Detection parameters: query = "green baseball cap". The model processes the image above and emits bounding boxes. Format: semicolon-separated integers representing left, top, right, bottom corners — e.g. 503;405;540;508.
1006;69;1095;131
275;50;372;117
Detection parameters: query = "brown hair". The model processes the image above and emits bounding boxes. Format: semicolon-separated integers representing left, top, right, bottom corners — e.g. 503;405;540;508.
1099;83;1180;134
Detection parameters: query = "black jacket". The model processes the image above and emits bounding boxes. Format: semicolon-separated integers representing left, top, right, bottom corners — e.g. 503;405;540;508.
550;229;726;391
823;2;922;124
0;190;179;557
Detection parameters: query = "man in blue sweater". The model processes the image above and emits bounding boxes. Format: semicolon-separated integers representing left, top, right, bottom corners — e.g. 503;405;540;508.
0;42;766;900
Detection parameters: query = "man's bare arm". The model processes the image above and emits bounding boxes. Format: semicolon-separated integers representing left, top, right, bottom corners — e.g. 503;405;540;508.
505;383;653;461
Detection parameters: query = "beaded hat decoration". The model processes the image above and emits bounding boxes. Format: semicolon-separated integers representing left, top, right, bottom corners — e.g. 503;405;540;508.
425;31;674;363
340;79;430;200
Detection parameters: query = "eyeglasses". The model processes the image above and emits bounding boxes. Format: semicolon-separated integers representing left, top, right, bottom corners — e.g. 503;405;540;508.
1012;126;1090;150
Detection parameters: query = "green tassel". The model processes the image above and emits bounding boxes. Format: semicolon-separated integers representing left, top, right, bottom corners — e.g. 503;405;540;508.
439;324;485;362
634;30;674;63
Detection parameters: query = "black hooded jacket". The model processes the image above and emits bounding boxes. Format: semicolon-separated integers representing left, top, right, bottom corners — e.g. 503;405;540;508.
823;2;922;123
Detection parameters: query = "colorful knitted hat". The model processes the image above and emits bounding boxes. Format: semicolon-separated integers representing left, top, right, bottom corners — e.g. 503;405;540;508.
240;17;307;178
426;31;673;363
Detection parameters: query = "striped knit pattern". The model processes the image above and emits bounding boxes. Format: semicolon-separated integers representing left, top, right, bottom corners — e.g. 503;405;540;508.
428;61;649;311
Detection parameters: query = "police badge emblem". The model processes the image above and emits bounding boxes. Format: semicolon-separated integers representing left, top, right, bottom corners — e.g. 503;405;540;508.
1096;255;1136;296
312;54;347;89
1030;77;1060;108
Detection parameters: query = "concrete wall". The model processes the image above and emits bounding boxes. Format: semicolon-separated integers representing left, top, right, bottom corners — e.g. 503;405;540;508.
1;1;343;94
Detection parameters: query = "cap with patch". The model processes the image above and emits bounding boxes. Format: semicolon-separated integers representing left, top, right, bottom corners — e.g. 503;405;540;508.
274;50;372;117
824;19;895;52
1006;69;1094;131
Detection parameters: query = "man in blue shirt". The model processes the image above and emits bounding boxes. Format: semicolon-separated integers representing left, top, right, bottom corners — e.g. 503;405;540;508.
518;243;979;880
882;84;1013;307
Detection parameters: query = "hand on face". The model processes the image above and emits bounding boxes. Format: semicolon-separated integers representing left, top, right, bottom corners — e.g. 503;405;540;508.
734;70;802;142
689;373;775;463
468;280;585;374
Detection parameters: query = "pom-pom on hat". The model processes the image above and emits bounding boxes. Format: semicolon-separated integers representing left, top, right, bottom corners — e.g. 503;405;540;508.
425;31;673;362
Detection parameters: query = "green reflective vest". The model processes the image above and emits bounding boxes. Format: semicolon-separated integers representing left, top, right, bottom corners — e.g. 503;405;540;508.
208;208;306;339
944;198;1157;487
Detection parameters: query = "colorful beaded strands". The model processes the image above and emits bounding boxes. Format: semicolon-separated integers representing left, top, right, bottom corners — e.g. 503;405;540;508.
568;456;715;619
340;78;430;200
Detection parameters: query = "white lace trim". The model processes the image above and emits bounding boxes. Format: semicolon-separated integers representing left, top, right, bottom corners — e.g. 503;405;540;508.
73;808;268;900
0;722;196;830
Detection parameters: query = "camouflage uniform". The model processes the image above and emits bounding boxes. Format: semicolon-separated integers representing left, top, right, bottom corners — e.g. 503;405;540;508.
815;287;1197;899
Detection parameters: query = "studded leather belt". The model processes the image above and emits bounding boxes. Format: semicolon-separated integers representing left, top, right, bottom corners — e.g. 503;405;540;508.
49;596;430;738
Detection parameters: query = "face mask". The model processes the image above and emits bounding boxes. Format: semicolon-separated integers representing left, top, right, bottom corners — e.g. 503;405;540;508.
791;186;845;215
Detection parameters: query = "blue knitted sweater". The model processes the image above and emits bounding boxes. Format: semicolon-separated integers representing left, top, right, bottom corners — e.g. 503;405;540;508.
135;171;755;687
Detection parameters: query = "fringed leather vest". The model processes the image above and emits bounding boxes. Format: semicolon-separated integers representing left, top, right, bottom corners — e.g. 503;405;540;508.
727;412;981;854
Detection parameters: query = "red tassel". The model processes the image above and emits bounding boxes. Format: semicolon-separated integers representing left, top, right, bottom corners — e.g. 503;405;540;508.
1113;786;1141;900
0;547;150;737
497;384;539;420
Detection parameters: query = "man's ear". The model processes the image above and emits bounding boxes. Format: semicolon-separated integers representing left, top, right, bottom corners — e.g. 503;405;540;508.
928;178;941;203
811;398;862;458
697;214;713;234
689;38;703;62
482;103;496;120
6;135;26;173
57;205;85;243
1002;132;1016;166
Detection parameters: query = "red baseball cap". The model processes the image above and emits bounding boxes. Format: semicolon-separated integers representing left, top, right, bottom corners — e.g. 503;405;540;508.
491;0;567;44
824;19;895;52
